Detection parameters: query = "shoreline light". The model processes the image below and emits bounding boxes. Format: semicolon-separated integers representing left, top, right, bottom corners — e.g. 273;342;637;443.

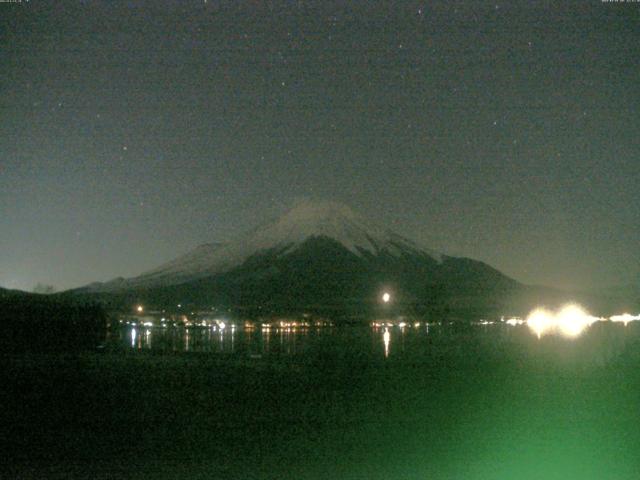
556;304;599;338
610;313;640;326
526;308;554;338
505;317;525;326
524;304;602;338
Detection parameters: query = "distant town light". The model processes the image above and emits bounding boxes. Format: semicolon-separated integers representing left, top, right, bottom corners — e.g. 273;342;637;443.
526;308;554;338
610;313;640;326
524;303;601;338
136;305;144;313
382;292;391;303
557;304;596;338
505;317;524;326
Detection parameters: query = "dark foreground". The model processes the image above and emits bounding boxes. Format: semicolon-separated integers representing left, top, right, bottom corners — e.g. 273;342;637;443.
2;325;640;479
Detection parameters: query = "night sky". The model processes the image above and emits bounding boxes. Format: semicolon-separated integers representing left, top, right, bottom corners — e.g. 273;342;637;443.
1;0;639;292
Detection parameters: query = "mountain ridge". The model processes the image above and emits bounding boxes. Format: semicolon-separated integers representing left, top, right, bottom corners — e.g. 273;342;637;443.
71;201;532;318
86;201;443;291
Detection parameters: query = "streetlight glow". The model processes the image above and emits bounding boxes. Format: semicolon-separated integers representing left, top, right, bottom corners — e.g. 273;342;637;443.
382;292;391;303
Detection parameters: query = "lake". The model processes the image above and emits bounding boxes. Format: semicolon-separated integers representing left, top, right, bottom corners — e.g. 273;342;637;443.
2;321;640;479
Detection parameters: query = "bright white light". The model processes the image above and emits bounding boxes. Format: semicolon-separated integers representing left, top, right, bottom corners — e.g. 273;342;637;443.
383;328;390;358
524;304;600;339
219;321;226;330
382;292;391;303
136;305;143;313
505;317;524;326
610;313;640;326
557;304;598;338
526;308;555;338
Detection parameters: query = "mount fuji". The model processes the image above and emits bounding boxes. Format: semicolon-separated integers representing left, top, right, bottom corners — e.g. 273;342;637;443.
76;201;521;318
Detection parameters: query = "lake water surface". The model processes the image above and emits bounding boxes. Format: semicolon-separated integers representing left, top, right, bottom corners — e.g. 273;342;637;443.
3;321;640;479
108;321;640;365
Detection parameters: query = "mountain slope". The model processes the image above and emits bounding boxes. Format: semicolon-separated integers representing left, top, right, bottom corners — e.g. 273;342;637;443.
76;201;522;318
87;201;442;291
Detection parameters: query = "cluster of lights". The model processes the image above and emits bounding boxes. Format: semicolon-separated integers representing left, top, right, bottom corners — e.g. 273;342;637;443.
476;320;495;326
505;317;525;326
259;320;330;331
129;305;333;332
277;320;309;329
371;321;424;328
610;313;640;326
518;305;640;339
126;302;639;343
525;305;599;338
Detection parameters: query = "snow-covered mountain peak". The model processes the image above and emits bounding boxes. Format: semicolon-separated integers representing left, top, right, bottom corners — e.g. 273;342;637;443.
251;200;422;256
87;201;442;290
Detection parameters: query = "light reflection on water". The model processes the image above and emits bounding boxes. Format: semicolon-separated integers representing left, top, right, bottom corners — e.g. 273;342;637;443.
383;328;390;358
113;324;391;356
107;321;640;365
